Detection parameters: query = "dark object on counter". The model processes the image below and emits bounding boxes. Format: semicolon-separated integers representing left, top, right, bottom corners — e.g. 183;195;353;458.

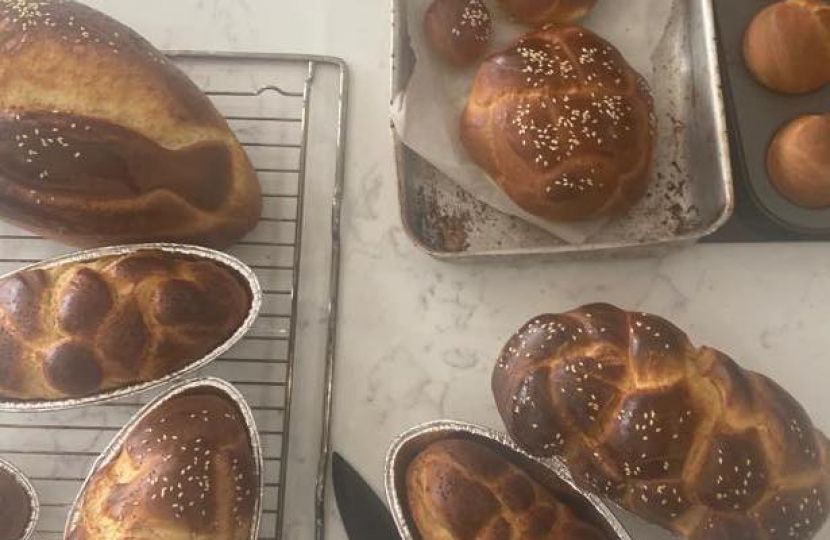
743;0;830;95
67;380;262;540
0;248;253;404
333;453;401;540
0;465;34;540
0;0;261;249
407;438;609;540
768;114;830;208
425;0;493;67
493;303;830;540
711;0;830;237
498;0;597;26
461;25;655;222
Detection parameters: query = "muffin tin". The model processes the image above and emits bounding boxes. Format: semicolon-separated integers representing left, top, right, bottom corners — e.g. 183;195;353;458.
715;0;830;234
385;420;632;540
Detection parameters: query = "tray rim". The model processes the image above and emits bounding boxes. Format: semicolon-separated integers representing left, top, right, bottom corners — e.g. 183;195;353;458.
390;0;735;260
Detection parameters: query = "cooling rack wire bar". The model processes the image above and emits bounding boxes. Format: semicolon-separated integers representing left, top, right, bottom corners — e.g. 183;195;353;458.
0;52;348;540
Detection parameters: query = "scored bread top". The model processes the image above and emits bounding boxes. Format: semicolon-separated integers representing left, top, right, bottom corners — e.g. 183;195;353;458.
0;0;262;248
492;303;830;540
67;387;260;540
0;249;252;402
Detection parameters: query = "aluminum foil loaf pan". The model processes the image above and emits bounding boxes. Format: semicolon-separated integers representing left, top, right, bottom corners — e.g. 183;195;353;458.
0;243;262;412
65;377;264;540
0;456;40;540
385;419;632;540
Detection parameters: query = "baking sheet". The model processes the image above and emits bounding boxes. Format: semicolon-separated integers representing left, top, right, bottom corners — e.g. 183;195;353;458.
393;0;690;244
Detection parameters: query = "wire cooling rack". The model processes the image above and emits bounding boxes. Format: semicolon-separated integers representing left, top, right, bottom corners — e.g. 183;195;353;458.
0;52;348;540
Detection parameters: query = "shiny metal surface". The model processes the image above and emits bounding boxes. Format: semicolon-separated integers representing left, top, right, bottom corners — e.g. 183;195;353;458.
0;457;40;540
64;377;264;540
390;0;734;260
333;453;401;540
385;420;632;540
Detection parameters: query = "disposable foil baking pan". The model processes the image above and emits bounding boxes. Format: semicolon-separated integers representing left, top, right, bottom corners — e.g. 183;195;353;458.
385;419;631;540
0;456;39;540
391;0;734;260
64;377;264;540
0;243;262;412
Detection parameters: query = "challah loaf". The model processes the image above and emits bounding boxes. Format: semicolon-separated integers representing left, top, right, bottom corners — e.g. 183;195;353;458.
767;114;830;208
407;438;609;540
67;382;261;540
743;0;830;94
498;0;598;26
492;303;830;540
425;0;493;67
0;462;35;540
0;249;252;403
461;25;655;221
0;0;262;248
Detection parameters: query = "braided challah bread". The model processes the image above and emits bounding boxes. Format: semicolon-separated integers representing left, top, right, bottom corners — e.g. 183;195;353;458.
498;0;598;26
0;249;252;403
0;0;261;248
492;303;830;540
407;438;609;540
67;383;261;539
461;26;655;221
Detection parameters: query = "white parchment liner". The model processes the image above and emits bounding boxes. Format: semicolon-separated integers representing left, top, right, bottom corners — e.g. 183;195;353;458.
0;456;39;540
64;377;264;540
0;243;262;412
386;419;632;540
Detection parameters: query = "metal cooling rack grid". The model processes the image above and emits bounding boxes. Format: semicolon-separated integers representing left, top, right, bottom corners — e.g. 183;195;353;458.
0;52;348;540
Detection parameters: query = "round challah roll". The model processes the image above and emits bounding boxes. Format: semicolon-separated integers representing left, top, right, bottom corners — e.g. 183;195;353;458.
768;114;830;208
461;26;655;222
498;0;598;26
492;303;830;540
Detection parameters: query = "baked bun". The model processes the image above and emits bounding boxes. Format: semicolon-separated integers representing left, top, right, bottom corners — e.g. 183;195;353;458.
743;0;830;94
493;303;830;540
461;25;655;221
0;0;262;249
407;438;609;540
0;249;253;403
498;0;598;26
0;464;35;540
67;383;261;540
425;0;493;66
768;114;830;208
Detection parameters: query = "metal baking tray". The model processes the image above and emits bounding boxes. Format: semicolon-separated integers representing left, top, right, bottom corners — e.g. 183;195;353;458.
0;243;262;412
65;377;264;540
0;456;39;540
385;420;631;540
391;0;734;260
714;0;830;234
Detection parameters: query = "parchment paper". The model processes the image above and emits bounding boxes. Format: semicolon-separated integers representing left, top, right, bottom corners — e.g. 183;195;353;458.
391;0;676;244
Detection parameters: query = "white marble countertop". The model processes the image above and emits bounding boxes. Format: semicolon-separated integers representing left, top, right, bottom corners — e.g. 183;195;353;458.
83;2;830;539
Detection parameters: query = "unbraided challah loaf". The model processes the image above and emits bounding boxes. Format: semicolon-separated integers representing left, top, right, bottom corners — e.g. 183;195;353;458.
0;0;261;248
492;303;830;540
0;249;251;402
498;0;597;26
461;26;655;221
407;438;609;540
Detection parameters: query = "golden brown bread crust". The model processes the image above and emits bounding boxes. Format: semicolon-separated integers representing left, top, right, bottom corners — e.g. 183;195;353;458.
68;387;260;540
767;114;830;208
498;0;597;26
0;250;251;402
492;303;830;540
743;0;830;95
0;467;32;540
0;0;261;248
407;438;608;540
461;25;655;222
425;0;493;67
